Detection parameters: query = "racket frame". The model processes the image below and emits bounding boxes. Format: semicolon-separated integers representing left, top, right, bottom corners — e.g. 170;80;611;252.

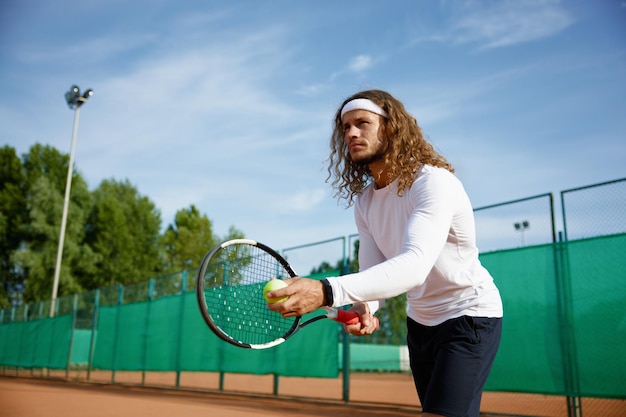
195;238;365;349
196;239;304;349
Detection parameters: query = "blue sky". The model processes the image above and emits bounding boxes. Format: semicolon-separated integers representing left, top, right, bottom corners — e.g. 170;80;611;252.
1;0;625;267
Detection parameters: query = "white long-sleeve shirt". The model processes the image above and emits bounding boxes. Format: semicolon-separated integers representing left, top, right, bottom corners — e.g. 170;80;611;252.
328;164;503;326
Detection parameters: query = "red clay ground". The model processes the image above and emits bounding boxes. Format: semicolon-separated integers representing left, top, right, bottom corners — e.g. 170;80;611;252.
1;371;624;417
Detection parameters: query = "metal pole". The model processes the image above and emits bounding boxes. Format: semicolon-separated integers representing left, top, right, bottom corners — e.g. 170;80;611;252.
50;106;81;317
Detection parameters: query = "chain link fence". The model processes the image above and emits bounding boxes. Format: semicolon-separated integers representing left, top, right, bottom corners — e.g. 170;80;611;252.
561;177;626;240
473;193;556;252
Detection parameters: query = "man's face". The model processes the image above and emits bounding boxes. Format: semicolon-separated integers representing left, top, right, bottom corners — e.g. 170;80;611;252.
341;109;385;166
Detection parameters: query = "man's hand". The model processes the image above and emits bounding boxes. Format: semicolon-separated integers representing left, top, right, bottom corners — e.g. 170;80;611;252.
343;302;378;336
265;277;324;317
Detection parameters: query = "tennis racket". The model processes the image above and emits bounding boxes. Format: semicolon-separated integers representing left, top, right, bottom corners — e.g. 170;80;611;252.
196;238;378;349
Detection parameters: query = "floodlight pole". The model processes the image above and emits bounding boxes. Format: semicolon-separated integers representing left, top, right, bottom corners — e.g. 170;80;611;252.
50;85;93;317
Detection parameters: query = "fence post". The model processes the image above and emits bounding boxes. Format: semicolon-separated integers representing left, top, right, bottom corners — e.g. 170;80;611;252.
142;279;155;386
555;232;582;417
111;284;124;384
66;294;78;379
341;332;351;403
341;235;351;403
175;271;187;388
30;312;38;377
87;289;99;382
45;307;56;378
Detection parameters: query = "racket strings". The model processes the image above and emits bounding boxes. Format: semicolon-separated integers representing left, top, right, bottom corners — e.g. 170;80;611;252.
201;244;295;346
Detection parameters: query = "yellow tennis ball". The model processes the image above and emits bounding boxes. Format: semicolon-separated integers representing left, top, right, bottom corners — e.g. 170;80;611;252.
263;279;289;303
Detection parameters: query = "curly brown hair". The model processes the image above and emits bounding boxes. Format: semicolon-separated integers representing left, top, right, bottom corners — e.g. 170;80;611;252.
326;89;454;206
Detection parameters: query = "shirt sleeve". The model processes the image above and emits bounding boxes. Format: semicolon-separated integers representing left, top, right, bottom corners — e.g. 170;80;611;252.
329;168;459;306
354;197;386;270
353;195;387;313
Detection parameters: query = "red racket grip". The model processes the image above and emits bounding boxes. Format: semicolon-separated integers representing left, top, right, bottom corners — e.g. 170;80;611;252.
334;309;380;330
334;309;360;325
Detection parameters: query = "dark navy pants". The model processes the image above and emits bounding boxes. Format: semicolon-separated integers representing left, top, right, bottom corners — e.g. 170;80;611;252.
407;316;502;417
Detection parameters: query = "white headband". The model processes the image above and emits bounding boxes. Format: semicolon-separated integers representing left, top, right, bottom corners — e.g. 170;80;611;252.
340;98;388;119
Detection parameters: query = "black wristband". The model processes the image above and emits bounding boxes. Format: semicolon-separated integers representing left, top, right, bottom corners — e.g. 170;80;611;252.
320;279;334;307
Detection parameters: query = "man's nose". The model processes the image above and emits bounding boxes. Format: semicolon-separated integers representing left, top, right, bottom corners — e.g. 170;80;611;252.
345;125;359;138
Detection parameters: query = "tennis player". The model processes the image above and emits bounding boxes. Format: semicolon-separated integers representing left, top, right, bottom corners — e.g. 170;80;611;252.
267;89;503;417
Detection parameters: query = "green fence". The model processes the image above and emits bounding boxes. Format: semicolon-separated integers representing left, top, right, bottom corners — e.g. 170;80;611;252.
0;314;73;369
92;292;339;377
482;233;626;398
1;234;624;400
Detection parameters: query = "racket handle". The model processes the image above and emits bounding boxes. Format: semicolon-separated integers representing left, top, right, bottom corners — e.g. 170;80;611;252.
334;309;360;325
325;307;380;330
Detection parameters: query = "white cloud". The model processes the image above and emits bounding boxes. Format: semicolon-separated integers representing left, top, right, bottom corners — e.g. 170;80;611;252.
348;55;373;72
296;83;330;97
272;188;327;213
452;0;576;49
330;54;379;81
410;0;576;50
16;33;158;65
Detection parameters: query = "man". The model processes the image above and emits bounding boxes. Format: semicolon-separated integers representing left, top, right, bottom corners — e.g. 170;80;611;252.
267;89;503;417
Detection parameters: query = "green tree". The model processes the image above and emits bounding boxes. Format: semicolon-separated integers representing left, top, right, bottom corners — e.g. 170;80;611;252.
222;225;245;242
84;179;162;288
162;205;217;274
22;143;70;193
161;208;245;290
309;261;337;275
0;146;27;307
13;144;96;303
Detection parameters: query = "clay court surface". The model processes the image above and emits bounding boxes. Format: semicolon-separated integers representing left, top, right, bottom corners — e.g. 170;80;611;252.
1;372;624;417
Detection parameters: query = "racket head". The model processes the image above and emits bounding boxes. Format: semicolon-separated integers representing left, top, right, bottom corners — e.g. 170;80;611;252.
196;238;300;349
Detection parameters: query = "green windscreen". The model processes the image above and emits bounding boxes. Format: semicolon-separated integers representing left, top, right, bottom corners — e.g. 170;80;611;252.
0;314;73;369
481;244;566;394
482;233;626;398
92;292;340;377
564;234;625;397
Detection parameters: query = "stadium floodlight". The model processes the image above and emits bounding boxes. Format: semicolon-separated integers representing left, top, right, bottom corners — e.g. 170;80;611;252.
513;220;530;246
51;85;93;317
65;85;93;109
